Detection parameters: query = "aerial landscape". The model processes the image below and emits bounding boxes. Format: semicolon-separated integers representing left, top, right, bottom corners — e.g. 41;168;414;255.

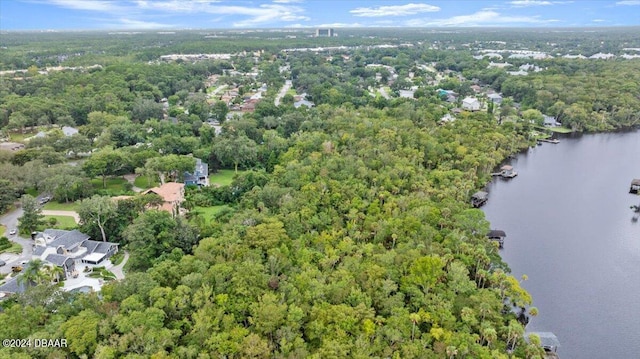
1;1;640;358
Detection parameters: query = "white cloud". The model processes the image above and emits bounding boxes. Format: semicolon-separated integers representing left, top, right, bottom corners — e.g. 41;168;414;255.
285;22;364;28
616;0;640;4
509;0;573;6
41;0;123;12
406;10;559;27
351;3;440;17
272;0;304;3
592;19;606;22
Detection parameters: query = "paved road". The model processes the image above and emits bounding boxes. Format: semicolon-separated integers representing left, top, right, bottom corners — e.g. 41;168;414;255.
0;207;33;275
275;80;292;106
110;251;129;280
378;86;391;100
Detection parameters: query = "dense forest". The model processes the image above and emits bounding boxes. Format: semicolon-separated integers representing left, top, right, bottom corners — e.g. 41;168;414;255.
0;28;639;358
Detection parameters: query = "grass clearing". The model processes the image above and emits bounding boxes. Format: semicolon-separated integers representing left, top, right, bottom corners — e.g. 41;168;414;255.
43;215;78;229
6;243;22;254
0;225;4;237
193;205;231;220
8;130;38;142
547;126;573;133
43;201;80;211
134;175;159;189
91;177;132;195
210;169;241;186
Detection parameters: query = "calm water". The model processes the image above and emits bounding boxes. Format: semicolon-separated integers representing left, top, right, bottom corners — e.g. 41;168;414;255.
482;131;640;359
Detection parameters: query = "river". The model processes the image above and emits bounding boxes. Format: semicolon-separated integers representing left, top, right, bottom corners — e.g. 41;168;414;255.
482;131;640;359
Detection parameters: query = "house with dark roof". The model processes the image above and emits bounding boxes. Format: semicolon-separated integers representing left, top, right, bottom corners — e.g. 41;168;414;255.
184;157;209;187
32;229;118;278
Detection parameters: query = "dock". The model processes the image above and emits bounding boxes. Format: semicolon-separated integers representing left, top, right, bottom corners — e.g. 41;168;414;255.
492;165;518;178
526;332;560;359
487;230;506;248
538;138;560;144
471;191;488;208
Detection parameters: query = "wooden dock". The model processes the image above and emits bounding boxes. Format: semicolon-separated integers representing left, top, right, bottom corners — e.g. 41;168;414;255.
538;138;560;144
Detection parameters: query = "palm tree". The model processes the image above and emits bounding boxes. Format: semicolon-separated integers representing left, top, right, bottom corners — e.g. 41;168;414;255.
17;259;46;287
46;265;65;283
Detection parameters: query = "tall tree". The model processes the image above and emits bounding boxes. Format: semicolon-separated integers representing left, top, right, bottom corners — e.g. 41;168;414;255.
18;195;44;235
78;195;117;242
82;147;127;188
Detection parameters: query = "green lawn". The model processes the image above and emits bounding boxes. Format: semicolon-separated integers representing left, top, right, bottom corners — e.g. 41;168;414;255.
5;243;22;254
286;88;297;96
43;215;78;229
547;126;573;133
210;169;241;186
43;201;80;211
91;177;132;194
0;225;4;237
133;174;159;189
7;130;38;142
193;205;230;220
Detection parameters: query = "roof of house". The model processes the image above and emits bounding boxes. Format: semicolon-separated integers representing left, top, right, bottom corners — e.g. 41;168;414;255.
48;229;90;251
45;253;74;266
81;240;101;254
62;126;79;136
95;242;117;254
472;191;489;199
462;97;479;104
0;277;28;295
143;182;185;203
488;230;506;238
294;99;315;108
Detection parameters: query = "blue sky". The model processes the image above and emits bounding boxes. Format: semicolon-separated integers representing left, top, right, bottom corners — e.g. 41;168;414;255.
1;1;639;30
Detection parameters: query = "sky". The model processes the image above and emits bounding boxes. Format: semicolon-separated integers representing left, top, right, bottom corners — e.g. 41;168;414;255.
1;0;639;31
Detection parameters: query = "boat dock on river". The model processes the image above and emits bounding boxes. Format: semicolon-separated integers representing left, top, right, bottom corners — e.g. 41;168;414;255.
538;138;560;144
629;179;640;193
492;165;518;178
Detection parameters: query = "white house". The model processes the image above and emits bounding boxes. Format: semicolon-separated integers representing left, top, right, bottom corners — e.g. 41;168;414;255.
462;97;481;111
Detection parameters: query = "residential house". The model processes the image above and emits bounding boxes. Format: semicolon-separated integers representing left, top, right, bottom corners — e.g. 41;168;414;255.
487;93;503;104
184;157;209;187
543;115;560;127
142;182;185;216
398;90;415;99
32;229;119;278
294;99;315;109
62;126;79;136
462;97;481;111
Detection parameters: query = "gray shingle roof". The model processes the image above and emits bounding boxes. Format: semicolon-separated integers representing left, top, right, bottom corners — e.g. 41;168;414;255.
94;242;117;254
0;277;28;294
49;230;90;251
45;253;73;267
81;240;101;254
33;246;46;256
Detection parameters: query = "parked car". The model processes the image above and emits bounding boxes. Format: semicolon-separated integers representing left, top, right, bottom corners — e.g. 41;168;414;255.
8;229;16;235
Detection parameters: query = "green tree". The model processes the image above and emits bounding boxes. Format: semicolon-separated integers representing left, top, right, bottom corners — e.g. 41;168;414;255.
18;194;44;235
212;135;257;173
83;147;127;188
78;195;118;242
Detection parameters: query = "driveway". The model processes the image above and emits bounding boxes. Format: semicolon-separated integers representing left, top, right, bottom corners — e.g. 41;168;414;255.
275;80;292;106
0;207;33;275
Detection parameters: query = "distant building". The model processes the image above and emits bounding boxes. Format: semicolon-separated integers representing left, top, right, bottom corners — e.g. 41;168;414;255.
294;99;315;109
62;126;79;136
315;28;336;37
142;182;185;217
487;93;503;104
184;158;209;187
462;97;481;111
